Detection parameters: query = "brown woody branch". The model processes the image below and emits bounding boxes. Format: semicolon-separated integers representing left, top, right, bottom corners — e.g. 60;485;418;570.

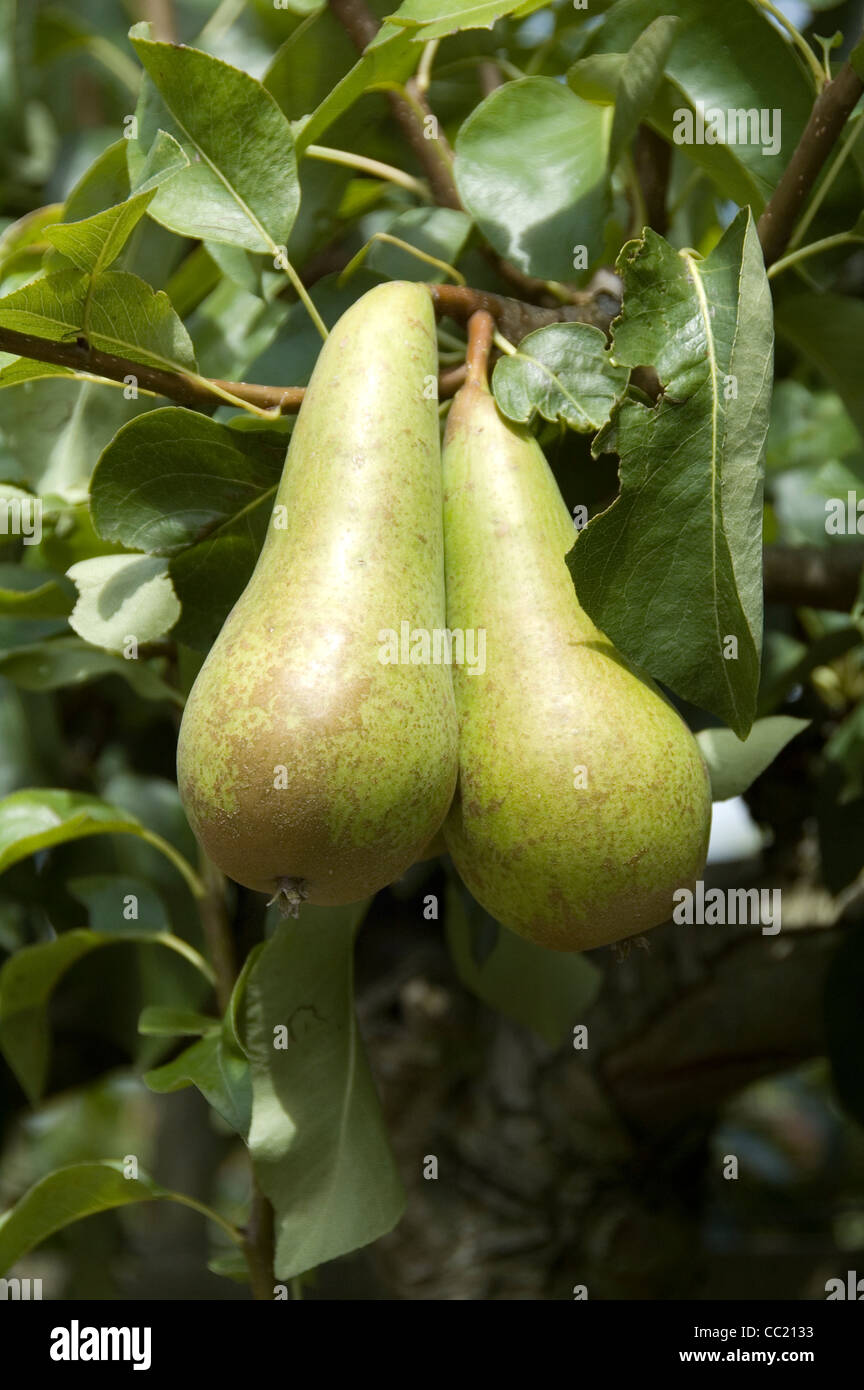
328;0;461;209
0;325;305;413
327;0;597;306
429;282;621;340
757;58;864;267
763;543;864;611
0;324;470;413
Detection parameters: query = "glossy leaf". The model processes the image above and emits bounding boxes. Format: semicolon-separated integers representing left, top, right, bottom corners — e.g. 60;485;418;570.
0;1162;235;1275
67;554;181;653
44;191;157;275
0;637;181;704
580;0;813;207
292;26;418;151
241;902;402;1280
0;928;204;1099
446;880;601;1045
90;408;285;556
138;1005;219;1037
569;211;773;737
0;573;74;618
0;269;196;373
454;78;611;280
145;1028;252;1136
607;16;679;169
386;0;546;39
492;323;628;431
128;23;300;253
364;207;472;282
697;717;809;802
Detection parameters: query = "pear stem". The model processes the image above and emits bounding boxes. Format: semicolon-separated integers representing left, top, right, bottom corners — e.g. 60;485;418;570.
465;310;495;390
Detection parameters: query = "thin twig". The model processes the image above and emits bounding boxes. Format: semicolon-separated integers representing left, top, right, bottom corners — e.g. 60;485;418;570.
328;0;461;209
243;1182;276;1301
0;325;304;414
757;57;864;267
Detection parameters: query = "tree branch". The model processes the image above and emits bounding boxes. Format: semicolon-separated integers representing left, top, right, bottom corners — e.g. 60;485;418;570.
0;325;305;414
763;543;864;611
0;281;619;418
634;124;671;237
0;324;473;412
328;0;461;209
429;281;621;341
758;58;864;267
243;1182;276;1301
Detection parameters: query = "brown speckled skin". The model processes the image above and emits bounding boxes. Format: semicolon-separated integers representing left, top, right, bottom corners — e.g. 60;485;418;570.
441;381;712;952
177;282;458;902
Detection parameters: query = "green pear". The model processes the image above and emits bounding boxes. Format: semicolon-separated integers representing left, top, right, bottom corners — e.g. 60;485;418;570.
177;281;458;909
441;374;711;951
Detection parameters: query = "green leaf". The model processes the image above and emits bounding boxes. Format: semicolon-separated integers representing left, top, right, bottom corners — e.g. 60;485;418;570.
67;554;181;653
63;141;131;223
580;0;814;209
138;1005;219;1037
44;190;158;275
67;874;170;934
386;0;544;40
291;25;418;151
765;382;860;475
774;294;864;446
492;323;628;431
0;789;142;875
128;23;300;254
0;788;191;881
32;9;140;92
568;211;773;737
0;929;202;1100
0;1161;236;1275
446;880;601;1045
758;625;861;716
607;16;679;169
90;407;286;649
43;129;190;277
264;8;361;127
771;456;864;549
241;902;403;1280
0;268;196;374
0;573;74;618
130;128;190;196
696;717;809;802
0;204;65;280
0;376;156;501
0;933;100;1097
91;407;285;555
0;636;182;705
454;78;611;280
145;1028;252;1136
0;359;76;389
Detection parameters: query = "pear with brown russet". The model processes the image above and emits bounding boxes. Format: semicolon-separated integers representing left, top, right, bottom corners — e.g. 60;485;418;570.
441;315;712;951
177;281;458;911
